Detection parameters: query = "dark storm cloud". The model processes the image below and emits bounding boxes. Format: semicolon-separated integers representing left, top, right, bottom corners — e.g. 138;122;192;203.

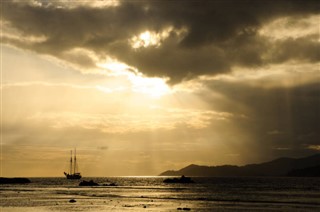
2;0;319;82
267;36;320;63
201;80;320;159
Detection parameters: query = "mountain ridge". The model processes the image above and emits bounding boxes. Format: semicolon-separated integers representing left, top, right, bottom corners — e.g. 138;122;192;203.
159;154;320;177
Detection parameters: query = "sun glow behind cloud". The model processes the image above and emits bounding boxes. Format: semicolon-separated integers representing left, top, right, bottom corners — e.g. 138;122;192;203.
97;59;133;76
97;58;171;98
130;27;187;49
129;75;171;98
131;31;162;49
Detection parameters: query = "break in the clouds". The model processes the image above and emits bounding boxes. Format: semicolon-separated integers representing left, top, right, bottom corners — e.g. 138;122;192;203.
2;0;319;83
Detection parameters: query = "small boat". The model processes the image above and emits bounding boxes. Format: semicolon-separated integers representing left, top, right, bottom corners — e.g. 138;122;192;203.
64;149;82;179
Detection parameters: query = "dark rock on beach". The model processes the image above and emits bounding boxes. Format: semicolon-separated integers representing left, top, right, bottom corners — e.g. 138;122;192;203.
163;175;195;184
79;180;117;186
0;177;31;184
69;199;76;203
79;180;99;186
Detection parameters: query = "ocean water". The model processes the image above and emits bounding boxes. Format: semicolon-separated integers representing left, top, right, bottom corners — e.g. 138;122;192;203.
1;177;320;211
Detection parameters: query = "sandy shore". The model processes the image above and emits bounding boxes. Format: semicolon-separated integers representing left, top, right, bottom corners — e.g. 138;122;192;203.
2;189;320;211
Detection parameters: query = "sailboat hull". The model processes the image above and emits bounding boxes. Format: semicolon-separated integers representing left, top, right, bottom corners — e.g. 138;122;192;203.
64;172;81;179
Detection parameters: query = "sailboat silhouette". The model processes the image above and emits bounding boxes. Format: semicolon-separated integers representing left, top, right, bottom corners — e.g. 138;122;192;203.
64;149;82;179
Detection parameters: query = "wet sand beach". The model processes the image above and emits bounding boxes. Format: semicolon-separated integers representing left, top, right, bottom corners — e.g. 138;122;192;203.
1;177;320;211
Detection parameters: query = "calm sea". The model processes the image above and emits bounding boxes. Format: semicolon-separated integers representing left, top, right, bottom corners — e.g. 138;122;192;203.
1;177;320;211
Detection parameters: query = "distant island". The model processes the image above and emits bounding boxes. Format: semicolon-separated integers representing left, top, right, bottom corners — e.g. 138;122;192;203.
160;154;320;177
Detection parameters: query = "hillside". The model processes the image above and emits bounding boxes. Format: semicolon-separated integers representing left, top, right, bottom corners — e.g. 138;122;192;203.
160;154;320;177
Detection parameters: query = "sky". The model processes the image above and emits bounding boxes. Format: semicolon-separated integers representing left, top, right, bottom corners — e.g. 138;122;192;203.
1;0;319;177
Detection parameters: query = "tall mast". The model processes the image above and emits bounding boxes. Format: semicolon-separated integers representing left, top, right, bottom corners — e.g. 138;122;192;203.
70;150;73;175
74;148;76;174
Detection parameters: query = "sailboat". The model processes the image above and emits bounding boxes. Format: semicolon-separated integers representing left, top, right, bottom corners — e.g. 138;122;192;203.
64;149;82;179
